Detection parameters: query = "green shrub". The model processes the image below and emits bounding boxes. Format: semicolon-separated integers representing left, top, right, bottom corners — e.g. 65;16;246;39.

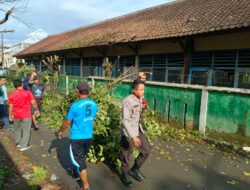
42;82;170;169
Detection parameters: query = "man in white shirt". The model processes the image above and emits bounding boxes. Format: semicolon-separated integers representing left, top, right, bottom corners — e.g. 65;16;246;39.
0;77;12;131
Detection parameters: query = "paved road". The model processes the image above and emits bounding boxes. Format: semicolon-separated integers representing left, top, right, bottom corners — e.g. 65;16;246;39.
22;125;250;190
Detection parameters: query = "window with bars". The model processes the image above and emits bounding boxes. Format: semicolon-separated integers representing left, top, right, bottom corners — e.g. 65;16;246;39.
237;49;250;89
167;54;184;83
83;57;103;77
213;51;237;68
238;72;250;89
168;69;183;83
191;70;209;85
58;60;64;74
65;58;80;76
152;55;167;81
190;52;213;85
139;55;154;80
108;56;135;77
212;69;235;87
190;49;250;88
33;60;40;71
191;52;213;68
139;53;184;82
238;50;250;68
25;60;32;65
109;56;122;77
168;53;184;68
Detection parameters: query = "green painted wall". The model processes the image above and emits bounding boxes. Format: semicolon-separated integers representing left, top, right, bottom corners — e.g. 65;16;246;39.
57;76;250;137
143;84;201;129
57;75;88;92
108;80;250;136
58;75;66;92
207;92;250;136
100;80;201;129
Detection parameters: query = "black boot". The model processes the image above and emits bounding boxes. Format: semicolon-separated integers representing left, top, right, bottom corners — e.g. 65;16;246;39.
121;172;133;187
129;166;145;181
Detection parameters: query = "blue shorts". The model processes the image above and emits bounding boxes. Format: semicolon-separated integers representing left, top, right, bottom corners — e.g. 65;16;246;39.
69;139;92;173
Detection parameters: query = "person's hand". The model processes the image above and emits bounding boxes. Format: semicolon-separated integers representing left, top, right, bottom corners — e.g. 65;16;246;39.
34;111;40;117
4;100;8;105
132;136;141;147
142;104;149;110
57;131;63;139
9;115;14;122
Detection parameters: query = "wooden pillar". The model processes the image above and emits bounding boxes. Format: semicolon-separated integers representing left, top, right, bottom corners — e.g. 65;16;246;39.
135;54;139;72
80;57;83;77
129;44;139;75
102;48;107;77
62;58;66;75
182;39;193;84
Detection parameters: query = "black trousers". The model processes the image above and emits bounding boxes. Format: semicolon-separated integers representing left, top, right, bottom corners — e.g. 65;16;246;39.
120;131;151;173
70;139;92;173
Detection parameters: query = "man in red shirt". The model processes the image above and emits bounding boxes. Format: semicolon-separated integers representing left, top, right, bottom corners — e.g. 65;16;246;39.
8;79;40;151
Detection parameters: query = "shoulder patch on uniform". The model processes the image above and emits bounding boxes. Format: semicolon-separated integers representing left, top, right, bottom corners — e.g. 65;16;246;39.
124;101;130;108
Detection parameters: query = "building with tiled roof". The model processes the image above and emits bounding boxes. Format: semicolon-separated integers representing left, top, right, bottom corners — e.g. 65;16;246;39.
15;0;250;88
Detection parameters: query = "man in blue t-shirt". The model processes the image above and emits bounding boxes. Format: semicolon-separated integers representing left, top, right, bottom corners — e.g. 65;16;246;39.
57;82;98;190
31;76;47;130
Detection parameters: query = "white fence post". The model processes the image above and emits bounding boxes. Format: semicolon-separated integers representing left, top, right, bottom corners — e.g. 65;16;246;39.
91;77;95;89
66;75;69;95
199;89;208;135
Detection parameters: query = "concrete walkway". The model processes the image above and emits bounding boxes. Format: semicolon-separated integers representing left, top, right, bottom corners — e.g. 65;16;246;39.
4;124;250;190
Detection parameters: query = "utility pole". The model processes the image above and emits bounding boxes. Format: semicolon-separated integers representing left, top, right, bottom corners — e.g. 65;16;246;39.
0;29;14;67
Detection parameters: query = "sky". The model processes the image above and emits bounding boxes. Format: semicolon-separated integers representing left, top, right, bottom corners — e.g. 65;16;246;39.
0;0;173;44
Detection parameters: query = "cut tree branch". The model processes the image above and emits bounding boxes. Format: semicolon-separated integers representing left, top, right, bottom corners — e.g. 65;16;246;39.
0;7;14;24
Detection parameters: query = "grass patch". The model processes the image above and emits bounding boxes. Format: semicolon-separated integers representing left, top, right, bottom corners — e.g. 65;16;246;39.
28;166;49;189
207;130;250;147
0;166;15;189
0;154;15;189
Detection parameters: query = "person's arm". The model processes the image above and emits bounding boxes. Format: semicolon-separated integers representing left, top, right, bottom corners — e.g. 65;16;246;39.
8;103;14;121
3;86;8;105
29;72;35;83
31;99;40;116
29;92;40;116
57;104;74;139
57;120;71;139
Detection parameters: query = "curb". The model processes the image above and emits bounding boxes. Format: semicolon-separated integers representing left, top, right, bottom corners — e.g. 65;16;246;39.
0;130;62;190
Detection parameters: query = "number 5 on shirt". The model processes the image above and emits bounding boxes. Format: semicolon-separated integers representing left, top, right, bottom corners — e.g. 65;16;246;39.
85;104;92;117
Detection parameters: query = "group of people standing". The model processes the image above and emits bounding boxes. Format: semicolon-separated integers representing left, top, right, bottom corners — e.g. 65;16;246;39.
57;72;150;190
0;66;48;151
1;68;150;190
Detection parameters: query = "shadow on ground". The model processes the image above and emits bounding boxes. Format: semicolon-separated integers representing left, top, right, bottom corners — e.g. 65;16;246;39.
0;139;36;190
48;136;250;190
49;137;83;187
